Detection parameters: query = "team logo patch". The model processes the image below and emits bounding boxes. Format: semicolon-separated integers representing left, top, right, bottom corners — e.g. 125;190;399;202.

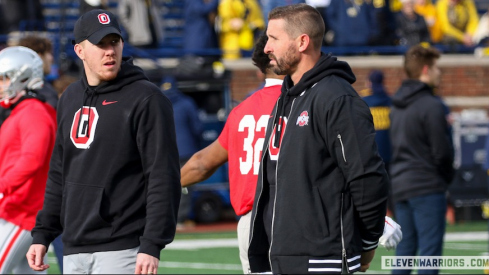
70;107;99;149
98;13;111;24
296;111;309;126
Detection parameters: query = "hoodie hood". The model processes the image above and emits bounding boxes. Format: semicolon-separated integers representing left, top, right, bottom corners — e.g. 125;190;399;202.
273;53;356;147
282;53;356;97
75;56;148;139
392;79;434;108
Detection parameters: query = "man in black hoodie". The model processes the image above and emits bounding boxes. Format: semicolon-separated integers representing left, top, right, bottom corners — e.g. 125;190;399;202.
26;9;181;274
390;44;454;275
248;4;389;274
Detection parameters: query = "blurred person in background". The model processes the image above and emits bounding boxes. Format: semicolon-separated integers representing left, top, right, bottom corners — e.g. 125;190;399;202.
162;75;203;230
472;6;489;46
436;0;479;47
0;0;44;34
360;70;394;216
118;0;165;48
390;44;454;275
17;34;64;273
184;0;220;56
218;0;265;59
327;0;376;46
368;0;398;46
414;0;443;44
0;46;56;274
18;35;59;110
396;0;431;46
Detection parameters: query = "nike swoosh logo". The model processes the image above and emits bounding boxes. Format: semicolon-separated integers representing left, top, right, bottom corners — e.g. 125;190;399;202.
102;100;118;105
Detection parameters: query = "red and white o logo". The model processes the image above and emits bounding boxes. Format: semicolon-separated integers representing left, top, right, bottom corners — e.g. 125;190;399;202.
98;13;111;24
268;117;287;160
70;107;99;149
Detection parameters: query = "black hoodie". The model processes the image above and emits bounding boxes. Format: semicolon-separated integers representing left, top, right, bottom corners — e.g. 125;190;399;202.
390;79;454;202
32;57;181;259
249;54;389;274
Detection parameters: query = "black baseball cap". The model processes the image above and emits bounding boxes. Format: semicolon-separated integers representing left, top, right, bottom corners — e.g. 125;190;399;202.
72;9;122;45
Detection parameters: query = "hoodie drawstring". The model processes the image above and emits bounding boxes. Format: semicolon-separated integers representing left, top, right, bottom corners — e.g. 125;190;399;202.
76;87;97;139
273;90;288;148
76;87;88;139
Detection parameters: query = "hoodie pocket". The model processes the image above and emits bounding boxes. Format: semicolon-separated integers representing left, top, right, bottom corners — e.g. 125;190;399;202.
62;182;112;244
313;186;330;238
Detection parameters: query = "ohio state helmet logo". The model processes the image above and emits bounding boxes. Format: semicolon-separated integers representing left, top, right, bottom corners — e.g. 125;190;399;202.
296;111;309;126
70;107;99;149
98;13;111;24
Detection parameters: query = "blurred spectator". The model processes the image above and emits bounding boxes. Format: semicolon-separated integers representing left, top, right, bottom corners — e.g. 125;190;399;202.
0;35;59;127
368;0;398;46
0;0;44;34
396;0;431;46
361;70;392;170
79;0;108;15
360;70;393;215
260;0;305;24
184;0;220;56
17;35;62;272
390;45;454;274
161;75;203;229
473;6;489;46
326;0;374;46
218;0;265;59
436;0;479;47
18;35;59;109
118;0;164;48
414;0;443;44
391;0;403;12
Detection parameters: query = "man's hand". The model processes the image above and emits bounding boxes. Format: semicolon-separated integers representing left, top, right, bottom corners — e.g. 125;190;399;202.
379;216;402;251
135;253;159;274
360;250;375;272
26;244;50;271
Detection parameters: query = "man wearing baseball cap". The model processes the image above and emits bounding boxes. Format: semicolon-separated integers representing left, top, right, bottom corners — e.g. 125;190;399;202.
26;9;181;274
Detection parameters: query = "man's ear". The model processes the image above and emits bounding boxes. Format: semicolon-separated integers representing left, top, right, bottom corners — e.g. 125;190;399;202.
422;65;429;75
298;34;310;53
74;43;84;60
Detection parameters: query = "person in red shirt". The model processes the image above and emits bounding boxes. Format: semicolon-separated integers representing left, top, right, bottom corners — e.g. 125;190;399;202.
0;46;57;274
181;32;283;273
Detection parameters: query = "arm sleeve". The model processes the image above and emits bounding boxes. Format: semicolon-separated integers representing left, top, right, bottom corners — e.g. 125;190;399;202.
0;109;55;195
465;0;480;35
31;122;64;247
135;93;181;259
326;95;389;252
424;101;455;184
436;1;465;42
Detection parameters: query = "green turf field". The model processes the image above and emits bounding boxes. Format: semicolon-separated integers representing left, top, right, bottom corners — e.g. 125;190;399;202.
46;221;489;274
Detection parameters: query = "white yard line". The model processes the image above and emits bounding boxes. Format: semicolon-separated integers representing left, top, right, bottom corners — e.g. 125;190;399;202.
158;261;242;270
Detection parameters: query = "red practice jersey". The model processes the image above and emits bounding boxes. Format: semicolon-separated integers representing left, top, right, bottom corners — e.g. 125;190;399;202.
218;82;282;216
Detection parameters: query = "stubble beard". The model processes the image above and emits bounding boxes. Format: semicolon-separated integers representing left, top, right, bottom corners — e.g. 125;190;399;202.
271;44;299;76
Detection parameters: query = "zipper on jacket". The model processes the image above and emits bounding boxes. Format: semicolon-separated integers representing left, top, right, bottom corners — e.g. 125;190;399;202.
337;134;347;163
249;99;280;273
340;193;347;272
269;97;296;272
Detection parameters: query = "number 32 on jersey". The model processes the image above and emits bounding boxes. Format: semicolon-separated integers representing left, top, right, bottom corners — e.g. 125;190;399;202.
238;114;269;175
